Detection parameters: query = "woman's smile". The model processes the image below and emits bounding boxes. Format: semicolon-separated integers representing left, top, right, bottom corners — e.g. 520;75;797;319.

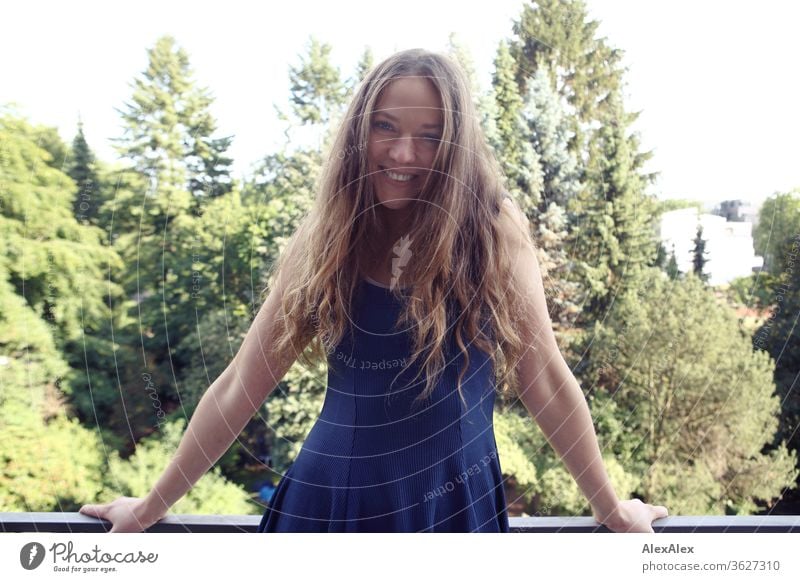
379;165;418;185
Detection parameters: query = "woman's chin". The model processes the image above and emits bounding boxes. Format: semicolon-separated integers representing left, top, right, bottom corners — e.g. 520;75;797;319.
377;197;415;210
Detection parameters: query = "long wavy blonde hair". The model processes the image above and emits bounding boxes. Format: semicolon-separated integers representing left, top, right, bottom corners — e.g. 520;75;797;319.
263;48;535;409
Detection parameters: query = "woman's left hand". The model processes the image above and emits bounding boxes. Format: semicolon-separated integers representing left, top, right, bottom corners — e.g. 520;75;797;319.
594;498;669;533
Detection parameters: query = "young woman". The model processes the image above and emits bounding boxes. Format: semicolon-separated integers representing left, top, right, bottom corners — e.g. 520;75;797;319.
80;48;668;533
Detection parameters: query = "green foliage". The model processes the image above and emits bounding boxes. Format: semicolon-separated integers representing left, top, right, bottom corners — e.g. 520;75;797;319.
568;90;658;319
666;244;680;280
0;275;106;511
491;40;543;216
100;35;237;370
27;123;71;172
353;46;375;84
265;360;328;473
97;418;255;515
588;389;648;476
537;454;639;517
510;0;628;156
725;273;777;310
495;402;638;515
0;111;132;440
286;36;348;127
168;178;315;472
754;247;800;466
520;62;583;328
447;33;482;101
523;63;580;210
0;112;124;345
582;268;798;514
242;148;320;221
509;0;658;323
111;34;233;200
0;406;106;512
654;198;704;216
692;224;710;283
753;189;800;276
493;406;540;496
0;276;69;388
645;462;723;516
68;119;103;224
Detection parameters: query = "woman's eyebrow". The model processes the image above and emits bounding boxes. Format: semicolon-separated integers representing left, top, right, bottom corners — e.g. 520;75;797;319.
375;111;443;129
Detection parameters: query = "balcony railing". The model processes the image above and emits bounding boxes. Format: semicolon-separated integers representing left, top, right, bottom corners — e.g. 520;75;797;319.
2;513;799;533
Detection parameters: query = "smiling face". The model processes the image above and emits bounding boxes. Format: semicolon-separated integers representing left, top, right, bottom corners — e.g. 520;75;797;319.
367;76;444;210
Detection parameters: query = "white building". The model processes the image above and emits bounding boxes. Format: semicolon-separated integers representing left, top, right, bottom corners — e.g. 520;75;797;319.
657;207;763;286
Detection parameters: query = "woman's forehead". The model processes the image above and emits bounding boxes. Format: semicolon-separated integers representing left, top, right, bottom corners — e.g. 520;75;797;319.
375;77;443;119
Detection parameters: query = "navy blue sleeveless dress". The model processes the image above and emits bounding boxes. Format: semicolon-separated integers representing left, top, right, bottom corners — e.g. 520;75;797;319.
256;276;510;532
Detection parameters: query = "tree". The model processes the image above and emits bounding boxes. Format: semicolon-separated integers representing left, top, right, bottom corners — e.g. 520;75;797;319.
286;36;348;128
490;40;543;217
68;117;102;224
353;46;375;85
102;36;238;366
655;198;704;215
447;32;481;99
692;223;710;282
165;188;293;428
524;64;580;211
653;240;667;270
508;0;659;325
30;124;71;172
522;62;583;329
585;268;797;515
666;244;680;280
753;240;800;489
0;111;123;345
173;41;331;476
726;273;776;311
568;89;658;320
0;110;147;447
0;385;106;512
510;0;628;156
0;245;107;512
95;418;255;515
753;189;800;276
111;34;233;202
494;402;638;516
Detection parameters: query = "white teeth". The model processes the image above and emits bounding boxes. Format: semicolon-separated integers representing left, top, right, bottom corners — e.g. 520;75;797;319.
384;169;414;182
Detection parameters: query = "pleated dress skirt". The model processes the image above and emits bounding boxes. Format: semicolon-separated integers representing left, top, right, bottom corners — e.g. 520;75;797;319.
256;278;510;532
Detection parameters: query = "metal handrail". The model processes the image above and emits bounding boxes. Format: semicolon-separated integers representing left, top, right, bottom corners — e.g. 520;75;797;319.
2;513;798;533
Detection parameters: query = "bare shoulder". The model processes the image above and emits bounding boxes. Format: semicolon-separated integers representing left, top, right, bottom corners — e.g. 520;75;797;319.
495;196;548;323
497;196;536;261
494;199;570;409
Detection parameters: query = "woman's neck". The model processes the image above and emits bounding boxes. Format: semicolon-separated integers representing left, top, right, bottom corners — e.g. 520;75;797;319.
375;203;414;243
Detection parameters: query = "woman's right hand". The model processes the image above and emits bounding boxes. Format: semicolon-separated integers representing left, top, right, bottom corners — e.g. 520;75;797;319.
594;498;669;533
79;496;166;533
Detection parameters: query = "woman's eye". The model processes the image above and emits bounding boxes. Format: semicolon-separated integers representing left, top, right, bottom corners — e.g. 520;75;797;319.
372;121;440;145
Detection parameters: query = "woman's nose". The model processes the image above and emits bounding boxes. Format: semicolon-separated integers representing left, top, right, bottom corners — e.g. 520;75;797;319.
388;136;416;164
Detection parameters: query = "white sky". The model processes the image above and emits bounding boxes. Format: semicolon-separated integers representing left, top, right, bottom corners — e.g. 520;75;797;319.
2;0;798;207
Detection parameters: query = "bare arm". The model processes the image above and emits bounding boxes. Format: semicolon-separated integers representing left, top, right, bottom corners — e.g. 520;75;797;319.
142;263;303;516
499;199;622;524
